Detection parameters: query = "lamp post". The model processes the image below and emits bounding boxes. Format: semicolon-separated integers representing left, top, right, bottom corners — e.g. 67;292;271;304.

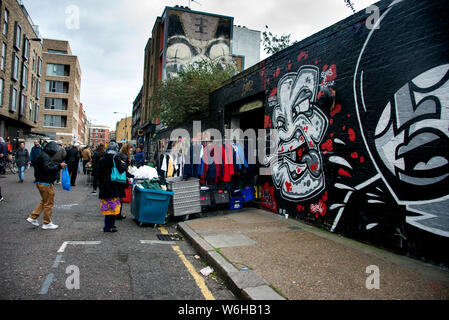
114;112;128;143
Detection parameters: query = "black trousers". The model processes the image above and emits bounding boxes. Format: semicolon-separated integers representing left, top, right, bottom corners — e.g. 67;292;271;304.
92;175;98;191
82;160;89;174
104;215;116;231
68;164;78;186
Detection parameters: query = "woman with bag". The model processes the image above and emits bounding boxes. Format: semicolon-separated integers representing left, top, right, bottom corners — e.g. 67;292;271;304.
116;143;134;220
98;142;127;232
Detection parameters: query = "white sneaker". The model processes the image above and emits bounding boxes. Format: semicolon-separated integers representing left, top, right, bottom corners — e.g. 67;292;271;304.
42;222;59;230
26;217;39;227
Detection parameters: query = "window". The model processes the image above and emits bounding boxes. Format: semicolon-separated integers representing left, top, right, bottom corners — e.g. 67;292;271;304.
14;22;22;50
45;80;69;93
19;93;26;116
36;79;40;99
34;103;39;123
3;9;8;37
21;64;28;88
23;36;30;61
0;78;3;106
47;49;68;54
9;85;17;112
29;100;33;119
1;42;5;71
46;63;70;77
44;97;68;110
11;53;19;81
37;57;42;76
44;115;67;128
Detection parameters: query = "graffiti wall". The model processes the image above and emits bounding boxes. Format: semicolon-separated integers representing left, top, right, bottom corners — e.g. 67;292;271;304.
164;8;234;79
209;0;449;266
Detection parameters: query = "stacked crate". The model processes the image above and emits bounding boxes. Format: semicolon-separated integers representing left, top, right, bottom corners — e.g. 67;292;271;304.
166;177;202;218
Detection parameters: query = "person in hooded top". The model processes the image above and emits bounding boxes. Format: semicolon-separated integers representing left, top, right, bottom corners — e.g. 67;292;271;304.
26;141;67;230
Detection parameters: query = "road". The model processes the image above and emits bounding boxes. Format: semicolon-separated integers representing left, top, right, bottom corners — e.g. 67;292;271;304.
0;168;236;300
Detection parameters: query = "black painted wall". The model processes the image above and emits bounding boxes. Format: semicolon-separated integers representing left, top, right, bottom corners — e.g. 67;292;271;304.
209;0;449;266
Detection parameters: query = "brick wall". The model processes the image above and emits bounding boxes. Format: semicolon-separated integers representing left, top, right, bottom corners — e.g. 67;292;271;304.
209;0;449;266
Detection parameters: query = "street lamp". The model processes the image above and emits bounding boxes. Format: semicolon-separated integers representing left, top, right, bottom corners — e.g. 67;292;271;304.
114;112;128;143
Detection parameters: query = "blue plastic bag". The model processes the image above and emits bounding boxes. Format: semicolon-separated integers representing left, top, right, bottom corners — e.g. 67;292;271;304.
62;166;71;191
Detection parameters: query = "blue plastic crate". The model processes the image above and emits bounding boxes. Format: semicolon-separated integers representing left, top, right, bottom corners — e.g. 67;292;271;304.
131;187;174;224
240;187;255;202
229;197;243;210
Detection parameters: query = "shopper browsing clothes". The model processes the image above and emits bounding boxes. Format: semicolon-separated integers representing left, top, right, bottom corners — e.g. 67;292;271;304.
15;142;30;183
26;141;67;230
116;143;134;220
98;142;127;232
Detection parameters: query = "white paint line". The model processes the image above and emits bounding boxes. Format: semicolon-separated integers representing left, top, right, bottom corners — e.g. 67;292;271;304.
52;254;63;269
39;273;54;295
57;241;102;253
140;240;176;245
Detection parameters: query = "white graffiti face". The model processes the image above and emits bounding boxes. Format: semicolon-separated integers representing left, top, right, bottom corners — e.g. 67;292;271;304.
374;64;449;191
270;66;328;200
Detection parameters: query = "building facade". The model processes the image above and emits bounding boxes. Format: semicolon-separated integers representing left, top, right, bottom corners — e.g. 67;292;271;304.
32;38;81;146
77;102;88;145
131;86;142;142
89;124;109;147
0;0;43;147
115;116;132;143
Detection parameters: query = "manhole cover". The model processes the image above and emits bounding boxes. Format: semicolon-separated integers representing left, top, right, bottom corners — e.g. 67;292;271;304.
157;234;183;241
288;226;301;230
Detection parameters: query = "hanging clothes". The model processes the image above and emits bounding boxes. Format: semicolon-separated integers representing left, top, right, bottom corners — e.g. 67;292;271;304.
221;144;234;182
233;142;248;172
167;155;174;178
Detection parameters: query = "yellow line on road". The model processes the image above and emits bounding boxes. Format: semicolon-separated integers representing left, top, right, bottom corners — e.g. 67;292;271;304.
159;226;215;300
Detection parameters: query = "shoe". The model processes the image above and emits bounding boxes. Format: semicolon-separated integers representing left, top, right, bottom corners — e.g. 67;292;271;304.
55;181;61;184
42;222;59;230
91;191;97;195
20;180;23;183
103;228;118;233
0;197;4;202
26;217;39;227
116;215;126;220
71;184;76;187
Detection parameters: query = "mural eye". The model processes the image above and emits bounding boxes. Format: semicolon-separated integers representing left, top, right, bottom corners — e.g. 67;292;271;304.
292;89;313;122
276;116;286;131
166;43;193;63
208;43;229;61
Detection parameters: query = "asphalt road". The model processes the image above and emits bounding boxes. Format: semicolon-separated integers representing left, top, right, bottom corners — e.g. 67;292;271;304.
0;167;236;300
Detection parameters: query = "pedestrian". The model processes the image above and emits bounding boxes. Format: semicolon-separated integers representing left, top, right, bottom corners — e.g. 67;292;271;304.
0;137;7;176
53;141;67;184
66;142;80;186
98;142;127;232
6;138;12;153
116;143;134;220
134;146;146;168
15;142;29;183
29;140;42;167
81;146;92;175
91;143;105;195
26;141;67;230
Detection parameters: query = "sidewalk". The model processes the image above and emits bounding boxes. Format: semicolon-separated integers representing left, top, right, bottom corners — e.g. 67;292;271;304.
177;208;449;300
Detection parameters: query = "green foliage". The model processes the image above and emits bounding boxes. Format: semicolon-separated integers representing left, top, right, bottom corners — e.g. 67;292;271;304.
152;60;236;128
262;25;298;55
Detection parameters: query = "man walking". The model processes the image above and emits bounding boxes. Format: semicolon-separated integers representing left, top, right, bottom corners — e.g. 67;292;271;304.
66;142;80;186
29;140;42;167
26;141;67;230
81;146;92;175
15;142;29;183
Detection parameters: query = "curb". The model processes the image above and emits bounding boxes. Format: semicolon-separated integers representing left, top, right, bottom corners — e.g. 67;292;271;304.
177;222;286;300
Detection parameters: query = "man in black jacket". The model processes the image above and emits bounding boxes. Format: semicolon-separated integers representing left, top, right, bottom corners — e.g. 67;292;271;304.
66;142;80;186
26;141;67;230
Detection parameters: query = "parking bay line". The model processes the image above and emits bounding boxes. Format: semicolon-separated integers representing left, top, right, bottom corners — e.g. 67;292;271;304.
57;241;102;253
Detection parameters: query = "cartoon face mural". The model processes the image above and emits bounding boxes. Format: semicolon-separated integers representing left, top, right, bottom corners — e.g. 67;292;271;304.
354;0;449;236
268;66;328;200
165;11;234;79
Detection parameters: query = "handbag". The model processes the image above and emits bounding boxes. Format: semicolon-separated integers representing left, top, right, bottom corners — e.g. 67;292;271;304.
111;155;127;183
61;166;71;191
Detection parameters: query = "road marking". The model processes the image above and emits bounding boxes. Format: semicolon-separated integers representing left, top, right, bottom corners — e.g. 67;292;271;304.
57;241;102;253
39;273;54;295
158;226;215;301
140;240;176;245
52;254;63;268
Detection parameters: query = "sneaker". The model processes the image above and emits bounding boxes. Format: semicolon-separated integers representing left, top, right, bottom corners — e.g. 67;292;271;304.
55;181;61;185
103;228;118;233
42;222;58;230
0;197;4;202
26;217;39;227
91;190;97;195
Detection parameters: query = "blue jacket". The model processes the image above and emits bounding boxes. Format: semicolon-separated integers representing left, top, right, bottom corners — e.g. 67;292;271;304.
30;145;42;164
134;151;145;166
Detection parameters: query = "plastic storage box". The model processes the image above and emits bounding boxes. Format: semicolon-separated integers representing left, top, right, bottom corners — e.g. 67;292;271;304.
200;188;212;207
212;189;230;204
131;186;174;225
229;197;243;210
167;178;201;217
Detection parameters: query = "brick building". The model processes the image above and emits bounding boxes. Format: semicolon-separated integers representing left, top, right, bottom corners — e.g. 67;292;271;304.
32;38;82;146
0;0;43;146
89;124;109;147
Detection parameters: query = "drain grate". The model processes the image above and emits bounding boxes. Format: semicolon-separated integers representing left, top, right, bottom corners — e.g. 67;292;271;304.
157;233;183;241
288;226;301;230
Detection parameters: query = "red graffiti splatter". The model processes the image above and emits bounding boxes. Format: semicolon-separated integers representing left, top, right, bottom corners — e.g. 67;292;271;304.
273;67;280;78
310;200;327;216
314;59;318;64
278;146;284;153
322;191;328;202
300;136;305;143
285;181;293;192
309;141;314;148
330;119;334;125
360;156;365;163
350;152;359;159
288;61;292;70
342;125;346;131
324;64;337;83
304;126;309;133
296;167;301;174
297;148;305;160
261;182;277;213
322;64;328;71
347;114;351;118
269;87;277;98
348;128;356;142
317;91;324;100
330;103;342;117
321;139;333;152
338;168;352;178
310;163;318;171
264;115;272;129
290;146;293;150
297;204;305;212
297;51;308;62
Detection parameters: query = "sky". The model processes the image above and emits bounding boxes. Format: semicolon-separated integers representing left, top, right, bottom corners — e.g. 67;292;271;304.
21;0;380;130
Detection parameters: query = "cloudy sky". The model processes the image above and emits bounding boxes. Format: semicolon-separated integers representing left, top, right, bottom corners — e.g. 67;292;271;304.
21;0;379;130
